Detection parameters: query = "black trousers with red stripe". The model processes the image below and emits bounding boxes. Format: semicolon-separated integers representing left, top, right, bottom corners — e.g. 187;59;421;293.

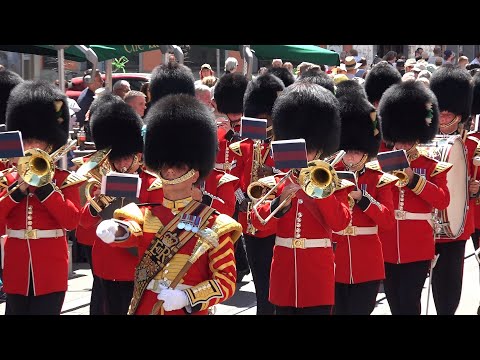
383;260;430;315
334;280;381;315
432;240;466;315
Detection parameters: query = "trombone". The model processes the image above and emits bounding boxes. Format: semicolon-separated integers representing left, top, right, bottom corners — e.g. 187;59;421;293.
252;150;346;225
0;139;77;201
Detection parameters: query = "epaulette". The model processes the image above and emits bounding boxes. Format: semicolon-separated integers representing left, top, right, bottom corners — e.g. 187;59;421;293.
147;177;163;191
211;214;243;244
336;179;355;191
430;161;453;177
228;139;247;156
365;160;381;172
377;172;399;188
114;202;144;225
59;171;88;189
218;173;239;187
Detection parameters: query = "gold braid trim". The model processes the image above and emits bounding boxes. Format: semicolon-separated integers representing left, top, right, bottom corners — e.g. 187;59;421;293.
210;214;243;244
114;203;145;225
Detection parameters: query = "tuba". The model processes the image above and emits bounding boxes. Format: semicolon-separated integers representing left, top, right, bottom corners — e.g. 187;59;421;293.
75;148;115;213
253;150;346;225
0;139;77;201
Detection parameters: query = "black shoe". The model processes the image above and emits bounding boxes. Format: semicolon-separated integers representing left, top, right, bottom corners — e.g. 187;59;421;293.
236;269;250;283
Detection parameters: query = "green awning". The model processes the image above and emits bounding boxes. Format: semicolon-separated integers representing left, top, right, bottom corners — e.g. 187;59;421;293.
252;45;340;66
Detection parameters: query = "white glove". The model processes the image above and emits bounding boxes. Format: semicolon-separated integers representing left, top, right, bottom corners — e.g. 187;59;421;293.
96;220;119;244
157;288;189;312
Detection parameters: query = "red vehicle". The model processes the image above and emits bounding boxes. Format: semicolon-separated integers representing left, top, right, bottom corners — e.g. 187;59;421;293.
66;72;151;101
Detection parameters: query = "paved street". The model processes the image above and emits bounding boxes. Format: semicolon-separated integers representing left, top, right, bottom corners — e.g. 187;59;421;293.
1;239;479;315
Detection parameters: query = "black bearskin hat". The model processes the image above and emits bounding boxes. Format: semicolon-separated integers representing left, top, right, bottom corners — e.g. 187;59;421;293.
267;67;295;88
243;73;284;118
430;64;472;123
364;61;402;105
298;69;335;94
6;80;69;151
213;73;248;114
336;81;380;158
379;80;439;144
149;62;195;104
144;94;216;181
90;94;144;161
472;71;480;115
0;69;23;125
272;80;340;156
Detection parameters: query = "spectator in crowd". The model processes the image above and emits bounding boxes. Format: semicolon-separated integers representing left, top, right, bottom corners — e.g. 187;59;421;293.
283;62;294;73
272;59;283;68
349;48;361;62
356;57;368;78
76;68;104;141
429;47;442;64
396;59;406;76
258;67;268;76
225;57;238;74
383;51;397;65
195;83;214;111
112;80;131;99
415;47;424;61
416;76;430;88
140;82;151;116
344;56;360;79
405;58;416;73
196;63;217;86
458;55;469;69
471;52;480;66
444;49;455;64
268;67;295;87
124;90;147;118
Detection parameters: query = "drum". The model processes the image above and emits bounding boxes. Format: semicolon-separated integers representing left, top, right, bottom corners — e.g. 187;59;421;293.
417;135;468;238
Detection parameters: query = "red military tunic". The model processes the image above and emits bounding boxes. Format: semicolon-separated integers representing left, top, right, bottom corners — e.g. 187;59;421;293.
228;138;275;237
0;160;10;237
251;175;354;308
462;133;480;231
0;169;84;296
378;152;451;264
215;120;241;173
332;164;396;284
200;169;238;217
437;136;478;243
78;170;163;281
109;198;242;315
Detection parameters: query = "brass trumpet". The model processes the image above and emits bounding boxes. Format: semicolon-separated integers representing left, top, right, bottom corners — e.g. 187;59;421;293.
392;169;409;187
253;150;346;225
0;139;77;201
76;148;115;213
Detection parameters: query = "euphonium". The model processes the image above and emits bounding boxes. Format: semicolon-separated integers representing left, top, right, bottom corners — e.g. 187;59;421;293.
253;150;346;225
76;148;115;213
0;139;77;200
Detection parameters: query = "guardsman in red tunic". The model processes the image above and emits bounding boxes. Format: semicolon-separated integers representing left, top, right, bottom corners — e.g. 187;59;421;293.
467;71;480;314
211;73;251;280
193;168;238;218
77;94;163;315
250;81;354;315
212;73;248;173
227;73;284;315
0;81;86;315
332;80;396;315
430;64;479;315
378;80;452;315
0;69;23;294
364;61;402;154
96;94;242;315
